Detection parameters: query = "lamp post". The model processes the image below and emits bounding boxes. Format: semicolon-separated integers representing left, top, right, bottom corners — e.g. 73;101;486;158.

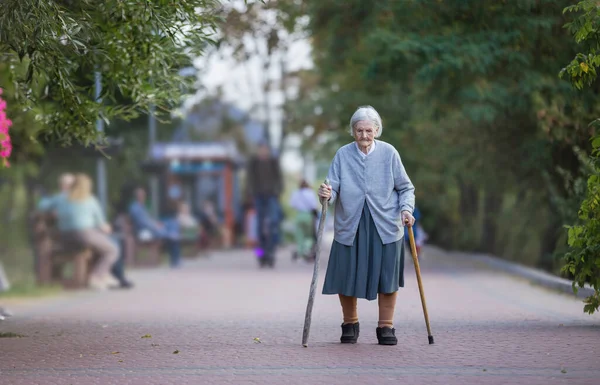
95;71;108;212
148;103;159;218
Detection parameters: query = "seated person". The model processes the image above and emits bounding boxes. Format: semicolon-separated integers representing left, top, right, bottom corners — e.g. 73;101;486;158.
197;200;222;249
42;173;120;290
37;173;74;212
176;202;200;240
128;187;181;268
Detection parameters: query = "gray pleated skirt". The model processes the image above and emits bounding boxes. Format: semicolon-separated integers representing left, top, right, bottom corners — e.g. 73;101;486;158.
322;201;405;301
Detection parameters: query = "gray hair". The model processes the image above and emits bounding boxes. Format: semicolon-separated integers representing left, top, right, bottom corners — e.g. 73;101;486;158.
349;105;383;138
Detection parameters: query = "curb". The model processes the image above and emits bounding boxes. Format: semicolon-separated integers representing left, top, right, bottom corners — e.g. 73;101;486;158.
445;248;596;299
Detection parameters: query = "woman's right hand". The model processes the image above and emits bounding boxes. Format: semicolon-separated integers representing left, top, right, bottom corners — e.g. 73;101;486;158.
318;183;332;200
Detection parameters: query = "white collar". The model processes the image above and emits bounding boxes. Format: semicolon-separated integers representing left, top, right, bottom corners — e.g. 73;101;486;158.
356;140;376;157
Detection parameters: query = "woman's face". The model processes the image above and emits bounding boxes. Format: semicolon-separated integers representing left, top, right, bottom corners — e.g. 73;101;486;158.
179;203;190;215
354;121;378;148
76;177;92;195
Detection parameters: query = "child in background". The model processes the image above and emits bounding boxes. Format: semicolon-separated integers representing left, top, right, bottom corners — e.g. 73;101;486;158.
289;180;319;262
404;206;425;257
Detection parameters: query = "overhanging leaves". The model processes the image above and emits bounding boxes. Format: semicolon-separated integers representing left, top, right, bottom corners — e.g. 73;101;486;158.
0;0;221;147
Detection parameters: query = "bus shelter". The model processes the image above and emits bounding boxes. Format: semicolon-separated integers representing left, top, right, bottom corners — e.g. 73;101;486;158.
141;141;244;245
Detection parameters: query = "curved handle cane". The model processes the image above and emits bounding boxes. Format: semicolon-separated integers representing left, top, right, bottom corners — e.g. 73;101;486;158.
405;218;435;345
302;178;330;347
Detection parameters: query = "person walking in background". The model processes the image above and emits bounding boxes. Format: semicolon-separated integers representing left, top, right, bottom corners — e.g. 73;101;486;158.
40;173;120;290
289;180;319;262
245;141;284;268
128;187;181;268
317;105;415;346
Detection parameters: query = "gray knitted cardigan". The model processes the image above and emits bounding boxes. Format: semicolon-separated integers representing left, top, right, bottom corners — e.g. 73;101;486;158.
326;140;415;246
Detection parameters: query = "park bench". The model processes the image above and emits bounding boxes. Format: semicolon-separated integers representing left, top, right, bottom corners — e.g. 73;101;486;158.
31;212;93;289
179;226;202;257
118;214;162;267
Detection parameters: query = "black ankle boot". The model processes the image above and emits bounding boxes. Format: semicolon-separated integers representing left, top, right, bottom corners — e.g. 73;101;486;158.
340;322;360;343
376;327;397;345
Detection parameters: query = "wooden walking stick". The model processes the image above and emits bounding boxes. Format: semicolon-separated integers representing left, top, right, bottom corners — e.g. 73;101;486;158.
302;178;330;347
406;220;435;344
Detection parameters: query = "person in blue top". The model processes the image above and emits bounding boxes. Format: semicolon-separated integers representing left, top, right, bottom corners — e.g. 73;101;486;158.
39;173;119;290
37;173;75;212
318;105;416;346
128;187;181;268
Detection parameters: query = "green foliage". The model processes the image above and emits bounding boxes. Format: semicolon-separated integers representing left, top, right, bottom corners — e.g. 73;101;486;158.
562;135;600;313
0;0;220;148
559;1;600;314
304;0;596;265
560;1;600;90
0;332;26;338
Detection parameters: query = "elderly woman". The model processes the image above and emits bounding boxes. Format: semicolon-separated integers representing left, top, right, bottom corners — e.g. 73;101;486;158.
53;173;119;290
318;105;415;346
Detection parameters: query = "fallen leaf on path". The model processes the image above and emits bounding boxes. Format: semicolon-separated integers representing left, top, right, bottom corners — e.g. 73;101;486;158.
561;369;567;374
0;332;26;338
141;334;152;339
253;337;261;343
111;352;120;355
118;360;124;363
173;350;180;354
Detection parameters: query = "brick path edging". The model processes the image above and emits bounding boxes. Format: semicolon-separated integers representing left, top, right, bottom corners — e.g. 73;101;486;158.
431;245;595;299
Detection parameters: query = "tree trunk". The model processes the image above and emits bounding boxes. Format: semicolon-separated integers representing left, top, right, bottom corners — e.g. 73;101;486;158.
277;54;290;154
24;175;40;278
458;179;478;218
1;182;15;225
539;216;561;274
25;176;38;215
480;187;502;254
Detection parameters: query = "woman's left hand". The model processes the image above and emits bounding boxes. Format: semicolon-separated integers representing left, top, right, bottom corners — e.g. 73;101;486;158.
100;223;112;234
401;210;415;227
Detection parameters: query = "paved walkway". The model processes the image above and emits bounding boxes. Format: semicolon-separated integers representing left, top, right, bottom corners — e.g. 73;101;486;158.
1;234;599;385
